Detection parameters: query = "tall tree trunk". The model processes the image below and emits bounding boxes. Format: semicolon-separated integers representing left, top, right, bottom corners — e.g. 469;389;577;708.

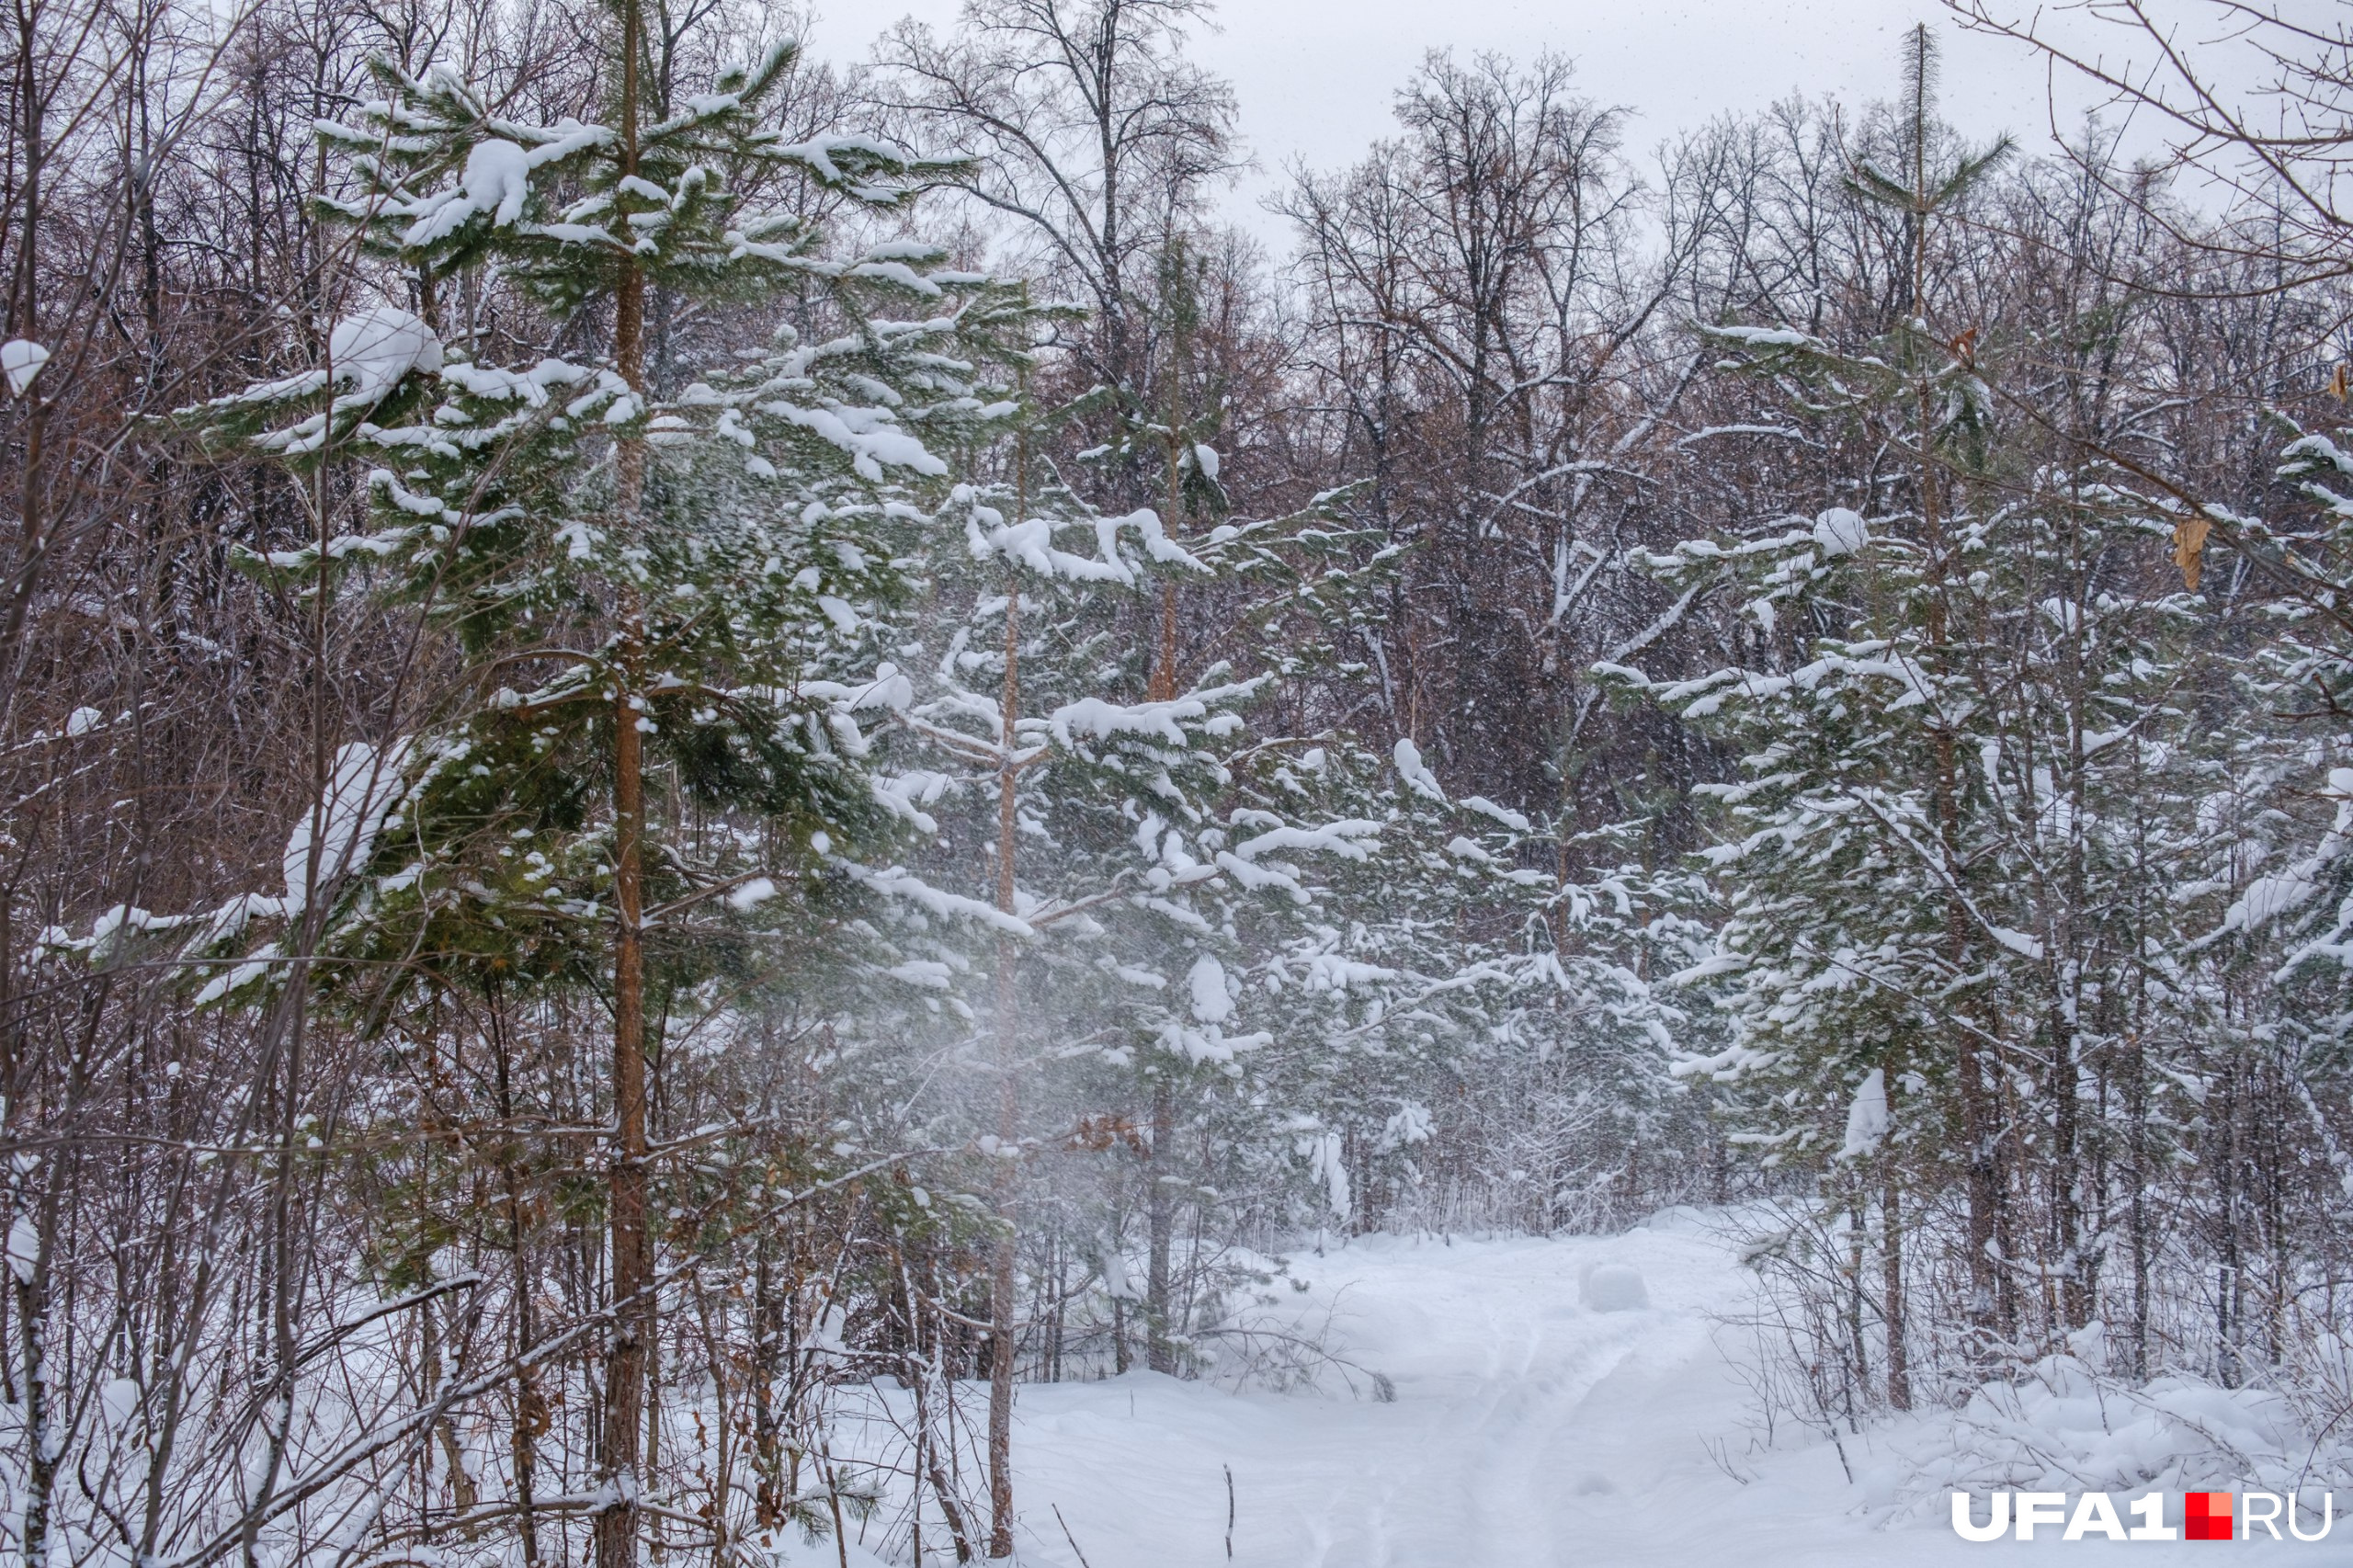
1844;1176;1869;1408
1142;302;1185;1374
2052;999;2086;1335
11;1184;53;1568
2217;1048;2244;1387
0;0;48;714
986;403;1029;1560
2053;530;2092;1339
1144;1079;1176;1373
1882;1162;1910;1410
598;5;652;1563
1903;97;2002;1362
494;1000;543;1568
2128;1012;2151;1380
601;594;651;1568
986;932;1017;1559
751;1244;787;1533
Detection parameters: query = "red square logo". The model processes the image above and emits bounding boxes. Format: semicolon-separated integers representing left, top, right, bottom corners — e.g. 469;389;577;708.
2186;1492;2234;1540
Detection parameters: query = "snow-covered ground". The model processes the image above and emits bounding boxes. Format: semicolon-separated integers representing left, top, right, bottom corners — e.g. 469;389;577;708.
981;1213;2332;1565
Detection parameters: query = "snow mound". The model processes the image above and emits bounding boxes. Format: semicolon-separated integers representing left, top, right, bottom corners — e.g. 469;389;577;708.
280;740;413;910
328;307;441;404
1813;506;1868;557
461;138;533;226
1393;736;1447;802
1188;953;1233;1022
1836;1066;1889;1158
1579;1261;1648;1312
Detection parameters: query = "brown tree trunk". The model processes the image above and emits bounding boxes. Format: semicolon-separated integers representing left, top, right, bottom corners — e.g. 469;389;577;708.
2052;1001;2087;1335
600;651;651;1568
0;0;47;717
1144;1079;1176;1373
1882;1163;1910;1410
597;5;652;1563
1916;254;2000;1367
487;994;541;1563
1153;305;1185;710
985;406;1029;1560
1844;1176;1869;1411
1141;312;1185;1374
986;940;1017;1559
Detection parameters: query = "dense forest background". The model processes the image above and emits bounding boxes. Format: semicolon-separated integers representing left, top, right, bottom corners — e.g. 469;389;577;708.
6;0;2353;1561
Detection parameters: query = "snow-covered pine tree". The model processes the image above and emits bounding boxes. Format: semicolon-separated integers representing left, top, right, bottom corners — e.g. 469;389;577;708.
858;431;1392;1539
794;293;1651;1535
2228;424;2353;994
862;381;1695;1400
1261;747;1713;1237
1597;25;2266;1399
1611;464;2225;1378
1608;238;2307;1408
2158;403;2353;1381
154;29;1031;1568
1642;27;2015;1381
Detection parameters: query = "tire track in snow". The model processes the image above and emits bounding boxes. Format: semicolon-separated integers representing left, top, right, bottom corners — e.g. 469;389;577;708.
1014;1226;1745;1568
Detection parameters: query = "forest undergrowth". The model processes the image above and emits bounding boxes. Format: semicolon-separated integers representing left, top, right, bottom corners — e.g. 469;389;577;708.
4;0;2353;1562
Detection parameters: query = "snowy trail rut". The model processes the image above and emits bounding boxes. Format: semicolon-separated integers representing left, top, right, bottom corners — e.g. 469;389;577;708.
997;1218;2190;1566
1009;1221;1765;1568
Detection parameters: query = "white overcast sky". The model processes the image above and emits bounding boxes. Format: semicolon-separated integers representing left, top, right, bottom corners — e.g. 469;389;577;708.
802;0;2197;245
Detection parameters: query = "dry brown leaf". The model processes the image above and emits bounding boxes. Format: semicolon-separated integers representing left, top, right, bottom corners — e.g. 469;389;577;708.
2331;361;2348;403
1068;1113;1146;1154
2173;514;2211;592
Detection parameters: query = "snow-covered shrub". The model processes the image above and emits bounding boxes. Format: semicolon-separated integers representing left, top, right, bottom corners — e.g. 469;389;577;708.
1874;1346;2353;1522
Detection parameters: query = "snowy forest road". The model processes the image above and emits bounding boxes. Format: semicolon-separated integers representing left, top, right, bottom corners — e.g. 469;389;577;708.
1000;1219;2149;1566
